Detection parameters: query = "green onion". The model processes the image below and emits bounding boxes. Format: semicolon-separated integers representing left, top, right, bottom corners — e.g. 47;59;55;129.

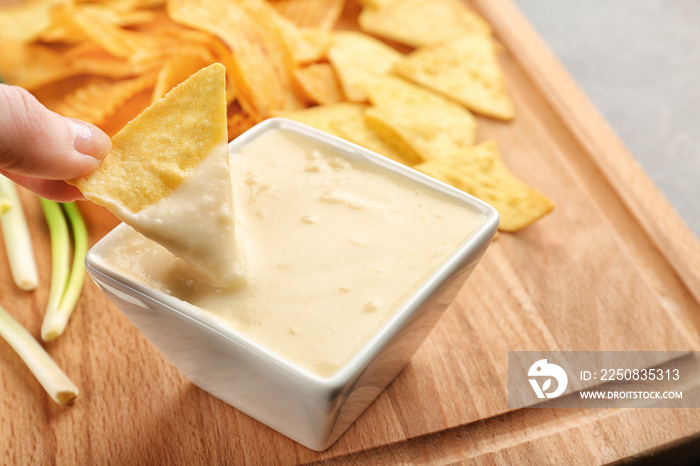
40;199;70;341
58;202;88;316
0;176;39;290
40;200;88;341
0;303;78;404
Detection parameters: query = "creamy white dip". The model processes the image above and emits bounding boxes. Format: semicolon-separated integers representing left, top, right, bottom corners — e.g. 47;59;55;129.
104;128;485;377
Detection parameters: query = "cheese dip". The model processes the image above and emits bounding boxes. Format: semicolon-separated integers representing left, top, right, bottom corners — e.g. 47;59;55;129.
103;128;485;377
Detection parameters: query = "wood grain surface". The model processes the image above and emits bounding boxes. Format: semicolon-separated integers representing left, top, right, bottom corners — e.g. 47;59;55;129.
2;0;700;464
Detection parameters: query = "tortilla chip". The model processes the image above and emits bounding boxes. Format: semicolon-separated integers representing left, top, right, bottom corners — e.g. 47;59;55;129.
365;101;477;164
364;75;478;163
270;0;345;30
365;74;451;107
70;64;227;213
393;33;515;121
414;141;554;231
293;63;345;105
358;0;491;48
280;23;333;64
72;63;246;286
327;30;403;102
273;103;362;137
332;112;412;166
274;104;411;165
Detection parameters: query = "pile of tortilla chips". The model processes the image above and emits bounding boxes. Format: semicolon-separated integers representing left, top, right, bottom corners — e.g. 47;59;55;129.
0;0;554;232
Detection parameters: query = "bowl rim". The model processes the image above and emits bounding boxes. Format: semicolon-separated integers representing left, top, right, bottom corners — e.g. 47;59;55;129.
85;117;500;392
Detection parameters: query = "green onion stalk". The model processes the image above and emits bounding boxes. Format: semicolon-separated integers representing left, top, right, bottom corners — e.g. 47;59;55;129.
0;180;82;404
0;303;79;404
40;199;89;342
0;176;39;290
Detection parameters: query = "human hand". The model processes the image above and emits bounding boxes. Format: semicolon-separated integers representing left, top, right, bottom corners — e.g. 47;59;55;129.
0;84;111;201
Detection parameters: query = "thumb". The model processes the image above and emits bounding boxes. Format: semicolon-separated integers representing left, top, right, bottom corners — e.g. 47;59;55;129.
0;84;111;180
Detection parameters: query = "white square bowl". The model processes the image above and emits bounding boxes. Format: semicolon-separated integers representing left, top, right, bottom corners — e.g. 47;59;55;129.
85;118;499;451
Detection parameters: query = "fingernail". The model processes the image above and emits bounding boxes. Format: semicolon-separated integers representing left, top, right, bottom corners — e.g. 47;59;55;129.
69;118;111;159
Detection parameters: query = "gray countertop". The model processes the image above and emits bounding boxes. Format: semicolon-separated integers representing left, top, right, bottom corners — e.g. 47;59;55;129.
513;0;700;239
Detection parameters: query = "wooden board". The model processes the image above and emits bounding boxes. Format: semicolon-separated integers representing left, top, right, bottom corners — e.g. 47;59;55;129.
2;0;700;464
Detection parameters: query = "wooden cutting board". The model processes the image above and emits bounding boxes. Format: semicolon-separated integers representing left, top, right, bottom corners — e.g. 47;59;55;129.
2;0;700;464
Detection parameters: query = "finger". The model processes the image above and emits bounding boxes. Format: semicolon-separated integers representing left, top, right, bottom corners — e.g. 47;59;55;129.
0;171;85;202
0;84;111;181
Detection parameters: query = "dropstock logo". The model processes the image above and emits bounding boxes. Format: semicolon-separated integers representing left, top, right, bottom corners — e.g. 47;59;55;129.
528;359;568;399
